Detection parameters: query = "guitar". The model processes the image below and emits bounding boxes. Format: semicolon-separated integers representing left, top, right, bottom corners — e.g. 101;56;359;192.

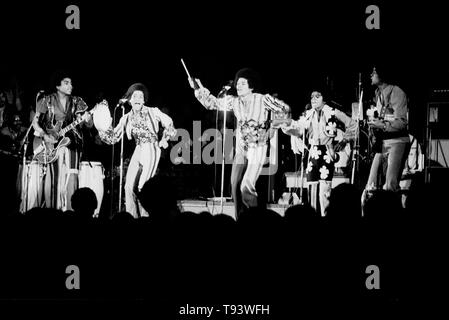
33;101;106;164
366;105;387;153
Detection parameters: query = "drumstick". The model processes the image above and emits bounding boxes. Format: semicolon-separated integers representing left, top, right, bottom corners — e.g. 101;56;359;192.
180;58;192;79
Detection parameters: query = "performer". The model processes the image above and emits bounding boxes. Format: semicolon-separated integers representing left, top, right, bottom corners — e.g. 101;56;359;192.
364;67;410;197
188;68;290;219
277;88;356;217
100;83;176;218
31;71;92;211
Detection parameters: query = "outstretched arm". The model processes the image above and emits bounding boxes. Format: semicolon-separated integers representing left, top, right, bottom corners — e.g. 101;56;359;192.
98;113;129;145
263;94;290;116
280;115;309;138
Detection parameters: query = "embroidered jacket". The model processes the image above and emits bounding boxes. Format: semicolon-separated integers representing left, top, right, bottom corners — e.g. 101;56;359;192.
194;87;290;151
35;93;88;149
282;104;356;146
101;106;176;145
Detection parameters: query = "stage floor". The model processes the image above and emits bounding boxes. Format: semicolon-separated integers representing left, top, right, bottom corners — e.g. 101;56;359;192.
177;199;290;220
178;175;351;220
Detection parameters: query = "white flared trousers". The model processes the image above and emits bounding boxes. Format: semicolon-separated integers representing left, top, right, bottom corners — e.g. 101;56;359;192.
125;142;161;218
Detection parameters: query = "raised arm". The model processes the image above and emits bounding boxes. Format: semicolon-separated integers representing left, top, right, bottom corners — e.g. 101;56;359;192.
189;78;235;112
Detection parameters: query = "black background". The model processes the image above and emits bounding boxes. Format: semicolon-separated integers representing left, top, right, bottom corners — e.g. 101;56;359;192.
2;1;449;135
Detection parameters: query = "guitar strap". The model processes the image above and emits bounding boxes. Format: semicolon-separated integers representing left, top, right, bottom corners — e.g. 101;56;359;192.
68;96;83;144
47;96;56;127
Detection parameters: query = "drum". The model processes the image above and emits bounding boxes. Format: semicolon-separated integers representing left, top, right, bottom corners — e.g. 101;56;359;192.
19;160;45;213
79;161;105;215
93;100;112;132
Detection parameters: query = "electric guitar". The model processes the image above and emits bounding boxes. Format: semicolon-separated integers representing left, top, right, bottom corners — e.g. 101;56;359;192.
367;104;387;153
32;105;99;165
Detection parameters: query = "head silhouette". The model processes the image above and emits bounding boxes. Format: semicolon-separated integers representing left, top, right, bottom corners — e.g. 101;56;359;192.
71;187;98;219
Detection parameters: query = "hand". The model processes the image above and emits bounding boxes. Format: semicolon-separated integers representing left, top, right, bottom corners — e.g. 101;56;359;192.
334;139;347;152
81;112;92;123
188;77;195;89
188;77;202;90
271;118;292;129
159;139;169;149
43;133;57;144
368;119;386;130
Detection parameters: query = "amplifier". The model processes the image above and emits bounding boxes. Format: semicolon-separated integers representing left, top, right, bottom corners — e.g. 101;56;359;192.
427;102;449;138
429;88;449;102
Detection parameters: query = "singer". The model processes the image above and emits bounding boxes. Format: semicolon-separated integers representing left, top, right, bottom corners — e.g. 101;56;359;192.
278;86;356;217
100;83;177;218
31;70;93;211
188;68;290;219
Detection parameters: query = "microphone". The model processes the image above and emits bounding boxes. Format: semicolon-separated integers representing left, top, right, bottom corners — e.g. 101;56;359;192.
36;90;45;101
301;104;312;117
217;80;233;98
331;100;343;107
115;98;128;108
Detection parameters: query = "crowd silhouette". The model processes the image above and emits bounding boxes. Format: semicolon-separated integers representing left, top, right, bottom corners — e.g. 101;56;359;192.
0;170;443;310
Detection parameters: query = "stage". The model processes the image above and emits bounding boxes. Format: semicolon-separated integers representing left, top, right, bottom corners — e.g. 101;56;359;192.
178;174;351;220
177;199;291;220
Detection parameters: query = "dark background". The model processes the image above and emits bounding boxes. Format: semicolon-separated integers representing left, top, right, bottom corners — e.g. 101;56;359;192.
2;1;449;128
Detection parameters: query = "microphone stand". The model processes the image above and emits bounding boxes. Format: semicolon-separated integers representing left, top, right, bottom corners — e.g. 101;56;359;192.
351;90;363;185
216;88;230;213
18;123;33;213
118;104;125;213
298;127;306;205
220;103;227;213
111;102;126;215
